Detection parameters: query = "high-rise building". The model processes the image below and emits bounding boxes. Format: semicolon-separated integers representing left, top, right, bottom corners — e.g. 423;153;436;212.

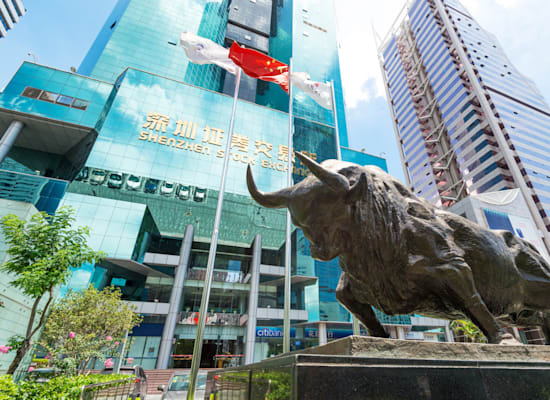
0;0;451;373
0;0;25;38
378;0;550;254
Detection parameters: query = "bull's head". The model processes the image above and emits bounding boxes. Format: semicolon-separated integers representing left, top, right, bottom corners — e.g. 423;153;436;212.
246;152;367;261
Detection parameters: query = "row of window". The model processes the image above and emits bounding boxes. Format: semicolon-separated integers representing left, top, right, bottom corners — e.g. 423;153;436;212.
21;86;90;111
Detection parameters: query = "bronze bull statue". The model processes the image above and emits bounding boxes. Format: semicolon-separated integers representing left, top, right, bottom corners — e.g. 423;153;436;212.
247;152;550;344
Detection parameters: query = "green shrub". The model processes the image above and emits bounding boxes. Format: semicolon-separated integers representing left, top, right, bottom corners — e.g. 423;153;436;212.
0;375;17;400
1;373;133;400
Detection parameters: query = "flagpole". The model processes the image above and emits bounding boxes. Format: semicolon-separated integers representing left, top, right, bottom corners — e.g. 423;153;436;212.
283;58;293;354
187;67;242;400
330;80;360;336
330;80;342;160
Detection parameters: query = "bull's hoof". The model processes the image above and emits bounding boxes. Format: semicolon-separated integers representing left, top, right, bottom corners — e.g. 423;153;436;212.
495;332;522;345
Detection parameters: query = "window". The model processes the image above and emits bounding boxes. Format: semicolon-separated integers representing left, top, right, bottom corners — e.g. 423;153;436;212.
21;87;42;99
38;90;58;103
72;99;89;111
56;95;74;107
483;209;513;232
20;86;89;111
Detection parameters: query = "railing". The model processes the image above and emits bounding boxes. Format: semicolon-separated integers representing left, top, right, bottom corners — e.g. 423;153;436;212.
179;311;246;326
79;378;135;400
187;268;246;284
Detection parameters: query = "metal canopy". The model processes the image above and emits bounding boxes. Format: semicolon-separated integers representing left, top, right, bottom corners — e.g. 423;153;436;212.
105;257;172;278
0;108;95;155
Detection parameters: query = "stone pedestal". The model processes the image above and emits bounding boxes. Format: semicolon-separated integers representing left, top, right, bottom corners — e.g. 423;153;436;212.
205;336;550;399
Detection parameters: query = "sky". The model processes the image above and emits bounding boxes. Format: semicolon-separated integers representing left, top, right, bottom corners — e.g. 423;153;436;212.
1;0;550;183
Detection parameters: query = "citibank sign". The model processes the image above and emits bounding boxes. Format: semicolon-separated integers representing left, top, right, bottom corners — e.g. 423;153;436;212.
256;327;296;338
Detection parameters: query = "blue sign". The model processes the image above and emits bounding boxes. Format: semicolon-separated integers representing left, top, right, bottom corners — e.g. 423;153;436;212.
304;328;353;339
256;327;296;338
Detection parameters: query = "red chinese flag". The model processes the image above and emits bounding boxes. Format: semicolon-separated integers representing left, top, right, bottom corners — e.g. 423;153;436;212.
228;42;289;93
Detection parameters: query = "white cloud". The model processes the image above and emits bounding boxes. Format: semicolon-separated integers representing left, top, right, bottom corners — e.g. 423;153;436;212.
493;0;524;8
335;0;407;108
335;0;550;109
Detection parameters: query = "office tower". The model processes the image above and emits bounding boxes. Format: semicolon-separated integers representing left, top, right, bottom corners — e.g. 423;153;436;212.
0;0;25;38
378;0;550;254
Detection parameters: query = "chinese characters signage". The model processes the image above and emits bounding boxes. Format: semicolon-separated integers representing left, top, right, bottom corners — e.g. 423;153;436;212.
138;112;317;176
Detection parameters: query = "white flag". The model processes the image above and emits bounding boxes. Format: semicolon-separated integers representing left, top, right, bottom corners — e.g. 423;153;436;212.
180;32;237;75
291;72;333;109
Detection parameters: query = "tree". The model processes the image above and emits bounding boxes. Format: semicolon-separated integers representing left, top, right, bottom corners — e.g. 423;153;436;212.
0;207;104;374
450;319;487;343
40;286;143;375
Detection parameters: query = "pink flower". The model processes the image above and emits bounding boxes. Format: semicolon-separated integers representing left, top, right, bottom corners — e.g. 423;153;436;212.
114;341;120;346
0;345;9;354
28;366;35;372
106;336;113;341
44;355;51;360
104;358;114;368
126;357;134;364
68;332;76;339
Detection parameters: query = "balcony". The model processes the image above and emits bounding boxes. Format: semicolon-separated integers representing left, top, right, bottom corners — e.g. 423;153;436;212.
186;268;247;284
0;169;68;214
127;301;170;315
256;307;308;321
179;311;247;326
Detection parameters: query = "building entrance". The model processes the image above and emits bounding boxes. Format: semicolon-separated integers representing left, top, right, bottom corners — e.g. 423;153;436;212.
171;338;243;368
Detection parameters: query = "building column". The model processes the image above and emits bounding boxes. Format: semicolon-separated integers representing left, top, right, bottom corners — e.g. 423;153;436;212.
352;317;361;336
396;326;406;340
0;121;24;164
156;224;194;369
319;322;328;346
444;323;454;343
244;234;261;365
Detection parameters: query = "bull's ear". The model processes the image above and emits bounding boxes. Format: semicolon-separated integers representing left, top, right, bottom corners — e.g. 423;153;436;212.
346;173;368;203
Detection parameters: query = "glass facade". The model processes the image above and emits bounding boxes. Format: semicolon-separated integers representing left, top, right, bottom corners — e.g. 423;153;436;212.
379;0;550;249
0;0;449;372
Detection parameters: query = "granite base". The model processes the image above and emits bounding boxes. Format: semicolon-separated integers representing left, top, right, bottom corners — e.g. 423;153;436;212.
205;336;550;400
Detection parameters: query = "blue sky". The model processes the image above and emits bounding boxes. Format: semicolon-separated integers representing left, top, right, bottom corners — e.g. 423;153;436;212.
0;0;116;88
2;0;549;184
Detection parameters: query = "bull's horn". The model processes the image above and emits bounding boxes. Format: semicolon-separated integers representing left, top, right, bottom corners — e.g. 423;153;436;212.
246;165;292;209
295;152;350;192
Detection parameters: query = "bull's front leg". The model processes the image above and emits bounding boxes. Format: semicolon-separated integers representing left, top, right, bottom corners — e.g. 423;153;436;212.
336;273;389;338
